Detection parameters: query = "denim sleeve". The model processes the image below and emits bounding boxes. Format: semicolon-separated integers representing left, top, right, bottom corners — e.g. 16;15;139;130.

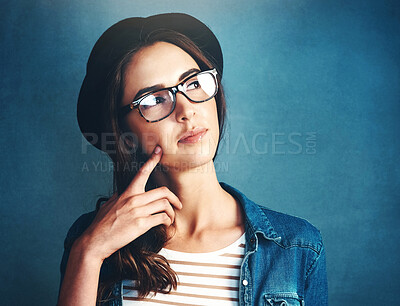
304;241;328;305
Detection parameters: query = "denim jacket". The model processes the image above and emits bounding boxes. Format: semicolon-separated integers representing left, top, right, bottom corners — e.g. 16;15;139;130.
59;182;328;305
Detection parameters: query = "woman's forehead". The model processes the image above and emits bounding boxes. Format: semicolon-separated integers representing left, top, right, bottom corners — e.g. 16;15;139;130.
126;42;200;88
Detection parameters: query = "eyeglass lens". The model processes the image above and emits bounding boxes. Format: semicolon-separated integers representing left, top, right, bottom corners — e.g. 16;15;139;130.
139;70;217;122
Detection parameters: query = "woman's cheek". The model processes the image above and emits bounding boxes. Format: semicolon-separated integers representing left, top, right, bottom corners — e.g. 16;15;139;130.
143;130;159;146
144;129;175;155
131;128;160;155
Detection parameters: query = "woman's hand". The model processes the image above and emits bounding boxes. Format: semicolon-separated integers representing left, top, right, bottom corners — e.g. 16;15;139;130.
76;145;182;262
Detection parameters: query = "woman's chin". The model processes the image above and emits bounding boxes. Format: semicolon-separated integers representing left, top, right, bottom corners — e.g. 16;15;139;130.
159;153;214;172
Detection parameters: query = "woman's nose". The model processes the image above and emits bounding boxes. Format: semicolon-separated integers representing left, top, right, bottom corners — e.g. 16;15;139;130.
174;93;195;122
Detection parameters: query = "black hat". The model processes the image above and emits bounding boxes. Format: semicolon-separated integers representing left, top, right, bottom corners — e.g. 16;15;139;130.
77;13;223;152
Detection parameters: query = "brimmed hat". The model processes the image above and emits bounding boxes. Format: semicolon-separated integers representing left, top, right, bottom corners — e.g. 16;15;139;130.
77;13;223;152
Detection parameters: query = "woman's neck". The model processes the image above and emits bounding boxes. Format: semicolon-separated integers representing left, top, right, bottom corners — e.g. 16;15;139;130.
152;160;242;239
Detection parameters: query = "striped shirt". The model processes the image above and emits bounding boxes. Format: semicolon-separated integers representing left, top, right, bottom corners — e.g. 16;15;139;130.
122;232;246;306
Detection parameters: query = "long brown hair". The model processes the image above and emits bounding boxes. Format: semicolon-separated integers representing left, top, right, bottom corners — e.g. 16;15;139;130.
96;29;227;303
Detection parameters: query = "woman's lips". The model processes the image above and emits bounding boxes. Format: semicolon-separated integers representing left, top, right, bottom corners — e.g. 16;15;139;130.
178;128;208;144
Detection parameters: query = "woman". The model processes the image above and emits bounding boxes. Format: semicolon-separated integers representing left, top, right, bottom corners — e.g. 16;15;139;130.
58;13;328;306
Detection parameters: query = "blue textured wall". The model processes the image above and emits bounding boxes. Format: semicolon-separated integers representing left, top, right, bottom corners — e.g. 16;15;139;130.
1;0;399;305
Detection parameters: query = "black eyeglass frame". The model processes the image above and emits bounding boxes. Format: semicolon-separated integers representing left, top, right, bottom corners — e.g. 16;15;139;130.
118;68;219;123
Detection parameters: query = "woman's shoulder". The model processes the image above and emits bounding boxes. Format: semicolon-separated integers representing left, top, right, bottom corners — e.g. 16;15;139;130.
63;210;97;250
256;205;324;253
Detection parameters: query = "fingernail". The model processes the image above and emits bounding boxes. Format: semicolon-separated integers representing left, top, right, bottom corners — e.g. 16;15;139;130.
154;146;161;154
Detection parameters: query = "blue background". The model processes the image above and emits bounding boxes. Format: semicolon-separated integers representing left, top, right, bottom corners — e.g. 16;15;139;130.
1;0;399;305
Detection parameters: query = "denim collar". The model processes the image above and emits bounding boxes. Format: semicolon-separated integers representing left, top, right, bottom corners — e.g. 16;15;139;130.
220;182;282;246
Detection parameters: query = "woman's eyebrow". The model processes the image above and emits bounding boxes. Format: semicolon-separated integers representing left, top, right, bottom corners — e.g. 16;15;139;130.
179;68;200;81
132;68;201;101
133;85;163;101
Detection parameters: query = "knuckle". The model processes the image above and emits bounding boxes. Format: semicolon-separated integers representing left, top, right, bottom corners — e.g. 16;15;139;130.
161;198;170;207
162;213;170;222
114;206;123;218
135;217;146;228
160;186;169;193
128;196;138;207
130;207;138;218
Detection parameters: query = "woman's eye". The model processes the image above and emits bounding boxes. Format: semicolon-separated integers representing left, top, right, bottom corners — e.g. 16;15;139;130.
154;96;165;104
186;80;200;90
141;96;166;109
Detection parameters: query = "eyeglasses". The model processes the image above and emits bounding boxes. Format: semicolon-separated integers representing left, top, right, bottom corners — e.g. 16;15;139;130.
118;68;218;122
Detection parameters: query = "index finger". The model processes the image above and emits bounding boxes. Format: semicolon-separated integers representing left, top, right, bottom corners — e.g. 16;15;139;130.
125;145;162;195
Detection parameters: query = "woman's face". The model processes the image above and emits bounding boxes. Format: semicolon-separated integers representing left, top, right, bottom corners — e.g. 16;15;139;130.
121;41;220;170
